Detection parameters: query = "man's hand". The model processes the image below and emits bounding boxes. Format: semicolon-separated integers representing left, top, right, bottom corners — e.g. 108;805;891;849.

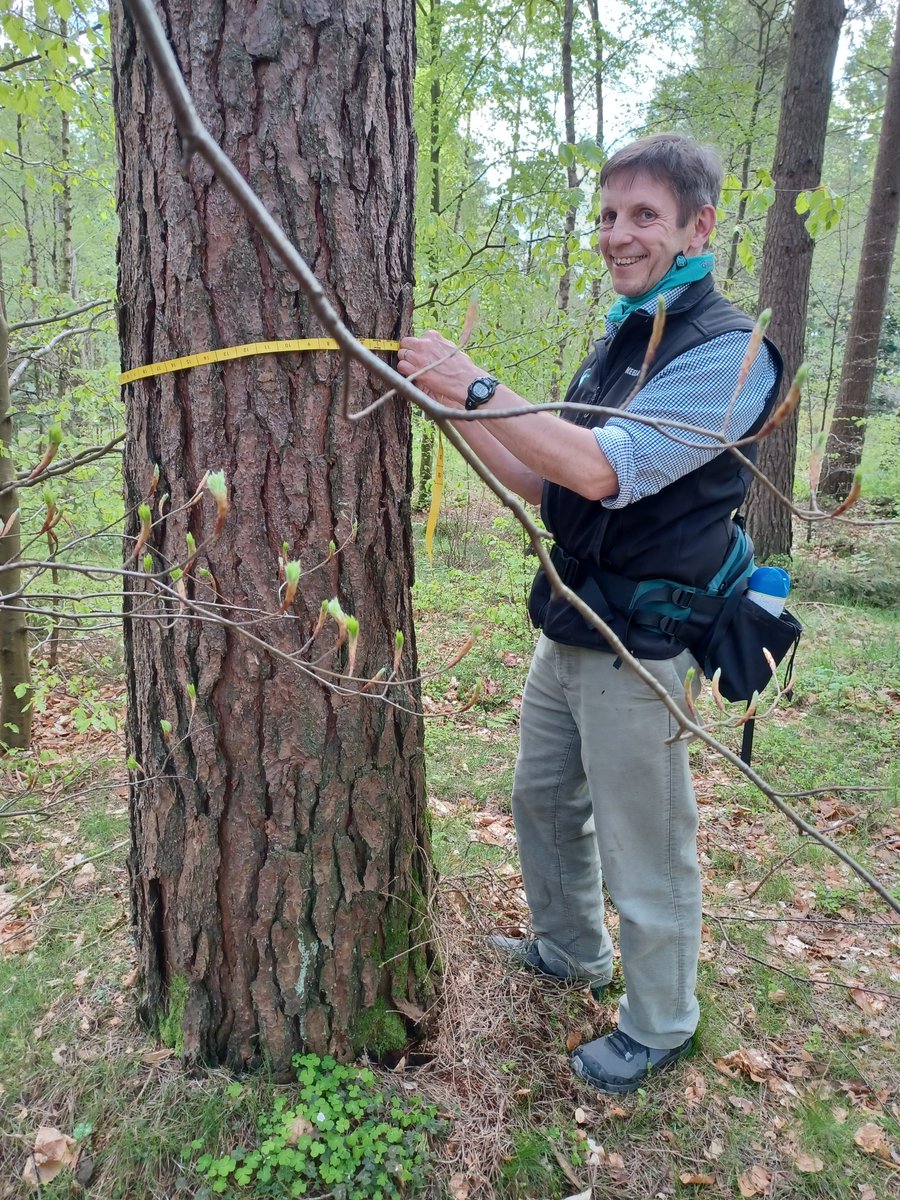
397;331;482;406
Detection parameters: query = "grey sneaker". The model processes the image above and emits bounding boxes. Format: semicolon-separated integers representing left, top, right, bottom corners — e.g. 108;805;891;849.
571;1027;693;1094
486;934;608;1000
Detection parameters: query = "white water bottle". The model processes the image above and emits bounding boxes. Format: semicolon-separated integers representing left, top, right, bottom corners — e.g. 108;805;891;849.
746;565;790;616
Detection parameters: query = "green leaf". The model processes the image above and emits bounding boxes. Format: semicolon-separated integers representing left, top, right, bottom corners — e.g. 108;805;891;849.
47;40;69;71
737;237;755;274
557;141;576;167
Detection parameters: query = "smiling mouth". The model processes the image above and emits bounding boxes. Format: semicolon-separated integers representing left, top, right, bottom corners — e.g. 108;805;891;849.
612;255;648;266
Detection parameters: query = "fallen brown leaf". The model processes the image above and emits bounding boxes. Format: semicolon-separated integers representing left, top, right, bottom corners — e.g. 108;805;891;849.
794;1153;823;1173
737;1164;771;1197
448;1172;469;1200
140;1048;174;1066
73;862;97;890
850;988;887;1017
284;1114;314;1144
22;1126;77;1186
680;1171;716;1185
684;1067;707;1105
565;1030;582;1052
854;1122;891;1160
715;1046;774;1083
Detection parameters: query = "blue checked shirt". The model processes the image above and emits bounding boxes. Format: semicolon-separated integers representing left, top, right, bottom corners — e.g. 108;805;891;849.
593;282;777;509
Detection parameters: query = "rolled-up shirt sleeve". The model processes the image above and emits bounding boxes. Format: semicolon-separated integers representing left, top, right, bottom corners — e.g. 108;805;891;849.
593;331;777;509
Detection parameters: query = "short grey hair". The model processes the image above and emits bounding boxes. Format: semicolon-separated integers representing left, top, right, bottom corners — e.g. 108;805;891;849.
600;133;723;226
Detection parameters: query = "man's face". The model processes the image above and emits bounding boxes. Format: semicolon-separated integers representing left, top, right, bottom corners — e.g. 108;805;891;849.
599;171;708;298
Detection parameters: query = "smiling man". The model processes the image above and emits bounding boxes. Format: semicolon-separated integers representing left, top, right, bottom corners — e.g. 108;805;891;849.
397;132;782;1093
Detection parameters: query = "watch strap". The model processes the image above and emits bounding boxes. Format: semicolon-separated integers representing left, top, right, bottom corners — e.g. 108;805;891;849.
465;376;499;410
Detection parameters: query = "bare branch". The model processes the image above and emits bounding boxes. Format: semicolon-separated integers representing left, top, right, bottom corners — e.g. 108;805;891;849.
8;298;112;333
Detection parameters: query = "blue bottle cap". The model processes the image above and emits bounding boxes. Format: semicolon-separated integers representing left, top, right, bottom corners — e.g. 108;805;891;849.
748;565;790;597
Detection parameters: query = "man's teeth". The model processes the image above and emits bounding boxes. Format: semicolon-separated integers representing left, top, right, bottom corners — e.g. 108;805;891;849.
614;256;646;265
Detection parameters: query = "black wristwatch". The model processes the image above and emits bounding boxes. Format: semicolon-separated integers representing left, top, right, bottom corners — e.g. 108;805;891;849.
465;376;499;410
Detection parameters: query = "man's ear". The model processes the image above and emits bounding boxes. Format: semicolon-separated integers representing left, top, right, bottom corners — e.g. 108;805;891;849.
688;204;717;251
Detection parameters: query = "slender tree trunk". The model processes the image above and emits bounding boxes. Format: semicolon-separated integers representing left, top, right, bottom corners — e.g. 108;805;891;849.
111;0;432;1070
551;0;578;403
45;15;77;668
745;0;845;559
415;0;441;510
588;0;605;330
0;268;33;754
819;1;900;499
415;417;435;511
16;116;40;301
724;1;781;288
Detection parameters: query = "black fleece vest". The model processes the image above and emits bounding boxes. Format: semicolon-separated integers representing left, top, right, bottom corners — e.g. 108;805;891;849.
529;276;783;658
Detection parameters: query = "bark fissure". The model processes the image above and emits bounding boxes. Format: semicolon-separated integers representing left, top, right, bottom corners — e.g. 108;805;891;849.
114;0;431;1070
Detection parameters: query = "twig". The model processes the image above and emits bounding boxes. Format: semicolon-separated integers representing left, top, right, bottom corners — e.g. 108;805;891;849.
6;840;128;909
713;921;890;1100
711;919;900;1003
8;298;111;333
8;323;102;390
708;912;898;930
745;813;861;899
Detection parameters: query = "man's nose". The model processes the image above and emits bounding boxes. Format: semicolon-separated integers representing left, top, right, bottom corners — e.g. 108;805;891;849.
607;218;634;245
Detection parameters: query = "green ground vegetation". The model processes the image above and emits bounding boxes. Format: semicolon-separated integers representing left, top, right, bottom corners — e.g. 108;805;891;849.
1;499;898;1199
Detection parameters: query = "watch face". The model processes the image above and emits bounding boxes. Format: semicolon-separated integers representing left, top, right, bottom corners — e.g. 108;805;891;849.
470;378;493;400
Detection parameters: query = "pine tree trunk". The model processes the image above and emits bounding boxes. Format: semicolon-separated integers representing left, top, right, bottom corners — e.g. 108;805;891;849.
819;1;900;500
744;0;845;559
111;0;432;1071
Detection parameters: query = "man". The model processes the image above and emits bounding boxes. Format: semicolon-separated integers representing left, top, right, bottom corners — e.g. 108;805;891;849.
397;133;781;1094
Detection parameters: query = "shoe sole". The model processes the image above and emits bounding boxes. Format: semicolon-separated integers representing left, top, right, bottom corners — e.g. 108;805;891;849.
570;1040;692;1094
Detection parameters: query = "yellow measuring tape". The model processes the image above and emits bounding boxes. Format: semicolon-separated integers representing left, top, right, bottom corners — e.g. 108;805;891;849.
119;335;450;555
117;337;400;385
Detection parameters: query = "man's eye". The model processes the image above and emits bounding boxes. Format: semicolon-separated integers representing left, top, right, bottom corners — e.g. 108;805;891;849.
601;212;615;224
639;210;656;221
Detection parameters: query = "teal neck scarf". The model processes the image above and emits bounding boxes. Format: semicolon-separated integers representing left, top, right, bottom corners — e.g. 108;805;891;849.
606;252;715;325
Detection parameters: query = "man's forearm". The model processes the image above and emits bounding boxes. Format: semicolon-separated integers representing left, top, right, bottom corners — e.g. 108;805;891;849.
442;411;545;505
473;383;618;503
397;331;619;503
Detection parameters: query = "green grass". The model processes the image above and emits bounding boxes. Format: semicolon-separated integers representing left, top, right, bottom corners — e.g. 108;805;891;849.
2;490;898;1200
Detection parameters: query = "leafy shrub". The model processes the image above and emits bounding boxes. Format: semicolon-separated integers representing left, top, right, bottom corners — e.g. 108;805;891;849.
190;1053;443;1198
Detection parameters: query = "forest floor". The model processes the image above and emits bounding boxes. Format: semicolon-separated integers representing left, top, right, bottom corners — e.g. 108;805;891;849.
0;505;898;1200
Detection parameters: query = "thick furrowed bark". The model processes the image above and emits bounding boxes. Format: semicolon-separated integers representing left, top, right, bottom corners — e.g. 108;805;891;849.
112;0;431;1070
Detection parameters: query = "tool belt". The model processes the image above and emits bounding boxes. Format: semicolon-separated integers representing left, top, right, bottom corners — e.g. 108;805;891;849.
547;525;801;702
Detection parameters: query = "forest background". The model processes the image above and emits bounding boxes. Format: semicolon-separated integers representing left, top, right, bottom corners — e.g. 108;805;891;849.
0;1;898;1198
